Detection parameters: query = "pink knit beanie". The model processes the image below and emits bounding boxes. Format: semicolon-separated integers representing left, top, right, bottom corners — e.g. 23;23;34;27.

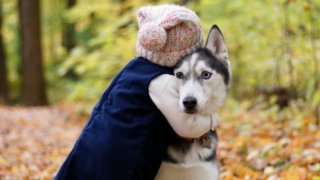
136;4;203;67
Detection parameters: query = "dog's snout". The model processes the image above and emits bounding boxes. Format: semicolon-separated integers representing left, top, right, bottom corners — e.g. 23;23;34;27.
183;97;197;110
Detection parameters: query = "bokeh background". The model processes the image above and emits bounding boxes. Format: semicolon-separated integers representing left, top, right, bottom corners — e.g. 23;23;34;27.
0;0;319;111
0;0;320;179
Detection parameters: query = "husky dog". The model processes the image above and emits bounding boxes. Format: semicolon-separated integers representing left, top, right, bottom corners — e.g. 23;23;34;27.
155;25;231;180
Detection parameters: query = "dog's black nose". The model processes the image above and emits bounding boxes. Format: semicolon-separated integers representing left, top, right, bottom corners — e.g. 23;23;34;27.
183;97;197;110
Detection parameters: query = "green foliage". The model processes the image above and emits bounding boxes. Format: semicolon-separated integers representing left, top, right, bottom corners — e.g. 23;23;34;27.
196;0;319;98
2;0;20;103
53;0;141;104
2;0;320;109
45;0;181;105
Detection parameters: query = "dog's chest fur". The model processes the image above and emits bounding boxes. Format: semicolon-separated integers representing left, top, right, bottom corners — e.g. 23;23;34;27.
155;161;219;180
165;130;218;164
155;131;219;180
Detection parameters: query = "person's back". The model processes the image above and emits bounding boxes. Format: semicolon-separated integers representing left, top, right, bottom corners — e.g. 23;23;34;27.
55;57;175;179
55;4;213;180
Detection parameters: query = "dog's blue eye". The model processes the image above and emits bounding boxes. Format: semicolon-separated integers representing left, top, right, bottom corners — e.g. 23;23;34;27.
176;72;184;79
202;71;212;79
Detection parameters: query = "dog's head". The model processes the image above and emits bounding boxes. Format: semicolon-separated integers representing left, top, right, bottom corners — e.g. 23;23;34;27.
174;25;230;115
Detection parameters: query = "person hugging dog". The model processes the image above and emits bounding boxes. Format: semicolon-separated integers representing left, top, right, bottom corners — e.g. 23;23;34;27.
55;4;218;180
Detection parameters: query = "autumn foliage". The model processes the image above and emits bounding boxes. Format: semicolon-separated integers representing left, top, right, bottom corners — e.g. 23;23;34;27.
217;102;320;180
0;104;86;179
1;0;319;179
0;102;319;179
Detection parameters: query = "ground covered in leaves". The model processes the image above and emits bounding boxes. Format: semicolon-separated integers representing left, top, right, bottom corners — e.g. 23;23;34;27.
0;103;319;180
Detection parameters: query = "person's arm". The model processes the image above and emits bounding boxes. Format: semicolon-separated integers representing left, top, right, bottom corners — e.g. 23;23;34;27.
149;74;219;138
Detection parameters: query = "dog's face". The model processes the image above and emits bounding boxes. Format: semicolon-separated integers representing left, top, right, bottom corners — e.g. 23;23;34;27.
174;25;230;115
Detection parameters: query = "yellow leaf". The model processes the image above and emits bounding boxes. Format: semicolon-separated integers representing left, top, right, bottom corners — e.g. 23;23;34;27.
0;157;7;165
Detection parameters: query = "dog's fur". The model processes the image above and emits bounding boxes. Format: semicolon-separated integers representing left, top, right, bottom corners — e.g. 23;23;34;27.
155;25;230;180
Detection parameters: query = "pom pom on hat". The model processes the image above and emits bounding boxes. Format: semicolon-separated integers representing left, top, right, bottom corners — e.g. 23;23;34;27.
138;23;167;51
136;4;203;67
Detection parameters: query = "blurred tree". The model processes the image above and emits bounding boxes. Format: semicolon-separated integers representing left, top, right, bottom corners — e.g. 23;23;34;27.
0;0;7;104
62;0;76;52
179;0;188;5
19;0;47;106
1;0;318;110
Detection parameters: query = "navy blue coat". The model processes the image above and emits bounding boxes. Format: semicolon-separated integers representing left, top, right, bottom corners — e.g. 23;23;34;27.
55;57;175;180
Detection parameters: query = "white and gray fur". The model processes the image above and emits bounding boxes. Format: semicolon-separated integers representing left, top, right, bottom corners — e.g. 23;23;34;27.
155;25;230;180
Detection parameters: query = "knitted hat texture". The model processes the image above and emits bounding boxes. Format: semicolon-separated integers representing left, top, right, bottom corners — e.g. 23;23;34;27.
136;4;203;67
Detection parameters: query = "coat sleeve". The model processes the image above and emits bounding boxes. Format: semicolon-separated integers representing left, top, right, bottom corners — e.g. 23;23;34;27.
148;74;219;138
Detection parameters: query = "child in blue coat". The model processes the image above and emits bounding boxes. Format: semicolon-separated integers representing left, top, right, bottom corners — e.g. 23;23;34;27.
55;4;217;180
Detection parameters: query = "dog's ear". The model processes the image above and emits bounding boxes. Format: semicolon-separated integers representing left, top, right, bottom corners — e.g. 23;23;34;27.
205;25;229;67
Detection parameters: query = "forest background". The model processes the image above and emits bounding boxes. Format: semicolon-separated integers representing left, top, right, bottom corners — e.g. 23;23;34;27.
0;0;320;179
0;0;319;110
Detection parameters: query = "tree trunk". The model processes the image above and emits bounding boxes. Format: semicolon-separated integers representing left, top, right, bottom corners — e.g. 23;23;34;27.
179;0;189;5
19;0;48;106
0;0;8;104
62;0;76;52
